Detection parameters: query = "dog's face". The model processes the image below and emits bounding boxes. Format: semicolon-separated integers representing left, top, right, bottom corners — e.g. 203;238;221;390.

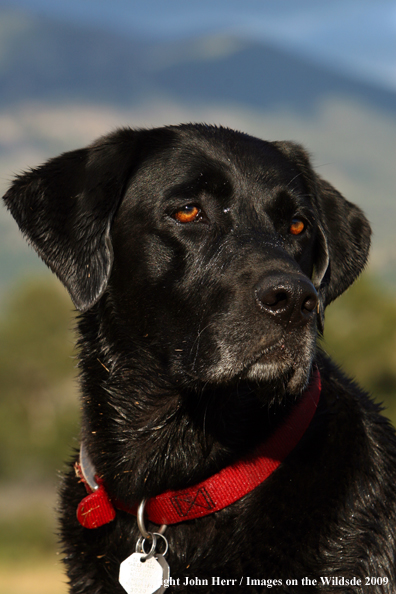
3;125;371;397
109;131;324;394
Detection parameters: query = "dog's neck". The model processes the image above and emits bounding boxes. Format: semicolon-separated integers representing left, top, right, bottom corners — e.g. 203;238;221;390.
77;307;318;504
76;370;321;529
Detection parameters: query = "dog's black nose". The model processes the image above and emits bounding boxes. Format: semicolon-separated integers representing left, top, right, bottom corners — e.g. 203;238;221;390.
255;273;318;326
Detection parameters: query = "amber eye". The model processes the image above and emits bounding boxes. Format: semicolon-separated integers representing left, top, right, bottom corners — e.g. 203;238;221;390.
289;218;306;235
173;205;201;223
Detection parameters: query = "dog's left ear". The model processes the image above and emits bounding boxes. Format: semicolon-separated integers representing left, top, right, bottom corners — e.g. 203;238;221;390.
3;129;138;312
273;141;371;316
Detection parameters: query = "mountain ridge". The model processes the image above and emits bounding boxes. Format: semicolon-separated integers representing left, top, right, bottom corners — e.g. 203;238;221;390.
0;7;395;292
1;8;395;118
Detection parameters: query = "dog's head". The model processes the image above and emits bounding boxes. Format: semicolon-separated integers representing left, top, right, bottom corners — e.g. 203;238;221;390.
3;125;371;396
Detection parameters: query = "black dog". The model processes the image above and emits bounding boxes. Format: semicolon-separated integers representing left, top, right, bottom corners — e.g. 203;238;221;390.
4;125;396;593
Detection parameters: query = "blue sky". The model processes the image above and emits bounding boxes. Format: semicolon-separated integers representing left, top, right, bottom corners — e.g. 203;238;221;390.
2;0;396;90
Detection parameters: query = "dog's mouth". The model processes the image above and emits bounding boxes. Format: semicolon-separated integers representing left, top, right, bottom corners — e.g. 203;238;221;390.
240;335;286;370
253;336;288;362
192;326;314;395
172;307;318;396
241;331;316;394
241;336;291;376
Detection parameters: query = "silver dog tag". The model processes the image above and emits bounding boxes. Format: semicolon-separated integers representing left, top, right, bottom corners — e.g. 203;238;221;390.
119;552;170;594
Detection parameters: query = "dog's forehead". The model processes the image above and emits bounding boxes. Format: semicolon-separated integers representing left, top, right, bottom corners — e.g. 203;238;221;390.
170;127;302;187
126;127;307;213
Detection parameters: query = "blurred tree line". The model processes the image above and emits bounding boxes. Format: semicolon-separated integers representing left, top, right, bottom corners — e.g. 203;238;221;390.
0;278;79;563
0;272;395;562
0;278;78;484
322;274;396;420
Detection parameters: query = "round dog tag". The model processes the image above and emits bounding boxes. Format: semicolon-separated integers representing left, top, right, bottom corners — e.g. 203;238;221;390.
119;552;169;594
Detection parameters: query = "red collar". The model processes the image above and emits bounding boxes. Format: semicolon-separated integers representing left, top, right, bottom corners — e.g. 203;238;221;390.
76;369;321;529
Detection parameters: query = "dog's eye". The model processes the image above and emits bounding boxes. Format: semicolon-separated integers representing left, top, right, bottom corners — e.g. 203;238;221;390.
289;218;306;236
173;205;202;223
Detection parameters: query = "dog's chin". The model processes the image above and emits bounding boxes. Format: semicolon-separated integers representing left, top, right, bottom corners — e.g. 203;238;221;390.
241;331;317;395
243;359;312;395
188;352;313;398
191;334;316;396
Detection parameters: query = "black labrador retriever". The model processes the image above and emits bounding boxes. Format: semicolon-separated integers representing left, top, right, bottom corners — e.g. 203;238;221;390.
4;125;396;593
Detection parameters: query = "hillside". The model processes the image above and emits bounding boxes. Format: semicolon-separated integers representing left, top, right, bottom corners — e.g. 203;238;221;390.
1;7;395;291
1;9;395;115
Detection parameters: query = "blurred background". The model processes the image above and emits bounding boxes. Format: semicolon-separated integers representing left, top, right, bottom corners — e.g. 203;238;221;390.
0;0;395;591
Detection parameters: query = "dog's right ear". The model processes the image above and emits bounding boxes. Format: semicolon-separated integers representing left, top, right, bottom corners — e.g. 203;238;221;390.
3;128;139;312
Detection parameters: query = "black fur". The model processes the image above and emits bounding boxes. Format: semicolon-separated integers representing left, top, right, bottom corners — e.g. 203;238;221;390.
4;125;396;593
